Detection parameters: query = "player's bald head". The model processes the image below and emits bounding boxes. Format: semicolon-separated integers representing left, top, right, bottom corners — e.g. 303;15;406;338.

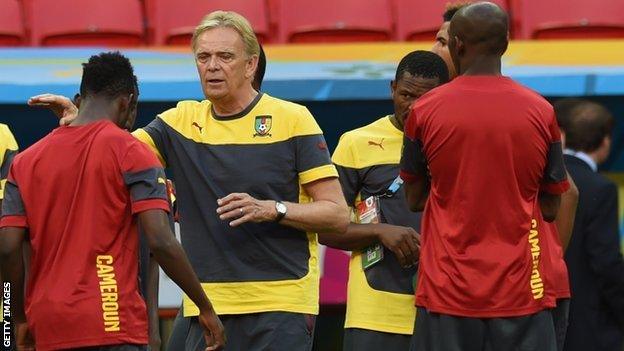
450;2;509;55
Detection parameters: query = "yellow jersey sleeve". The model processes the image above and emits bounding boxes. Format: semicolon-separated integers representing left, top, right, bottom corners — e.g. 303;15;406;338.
0;124;19;200
291;106;338;184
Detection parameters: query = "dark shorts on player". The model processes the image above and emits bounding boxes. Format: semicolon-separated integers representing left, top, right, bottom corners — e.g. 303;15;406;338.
70;344;147;351
343;328;411;351
168;311;315;351
551;298;570;351
409;307;557;351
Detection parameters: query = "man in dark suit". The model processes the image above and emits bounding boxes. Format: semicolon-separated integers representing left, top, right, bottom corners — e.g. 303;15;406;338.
556;98;624;351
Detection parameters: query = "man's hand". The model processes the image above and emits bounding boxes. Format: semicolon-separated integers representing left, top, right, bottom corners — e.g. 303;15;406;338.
198;309;226;351
15;322;35;351
27;94;78;125
216;193;278;227
376;224;420;267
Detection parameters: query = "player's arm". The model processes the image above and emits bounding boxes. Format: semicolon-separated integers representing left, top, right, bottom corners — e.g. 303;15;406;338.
540;111;571;222
554;172;578;250
139;209;225;350
146;254;161;351
400;134;429;212
319;223;420;267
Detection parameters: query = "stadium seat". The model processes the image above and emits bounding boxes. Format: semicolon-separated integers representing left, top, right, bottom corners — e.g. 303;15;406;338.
146;0;271;46
395;0;509;41
512;0;624;39
0;0;27;45
277;0;393;43
27;0;144;46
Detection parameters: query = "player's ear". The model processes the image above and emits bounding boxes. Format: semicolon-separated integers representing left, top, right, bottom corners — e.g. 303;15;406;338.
73;93;82;108
390;80;397;97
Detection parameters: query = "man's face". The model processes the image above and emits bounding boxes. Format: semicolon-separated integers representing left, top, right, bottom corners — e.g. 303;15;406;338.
391;73;440;128
194;27;257;102
431;22;457;79
447;23;462;76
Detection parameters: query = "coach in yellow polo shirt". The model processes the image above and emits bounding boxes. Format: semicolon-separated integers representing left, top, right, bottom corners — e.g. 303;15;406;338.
320;51;448;351
29;11;348;351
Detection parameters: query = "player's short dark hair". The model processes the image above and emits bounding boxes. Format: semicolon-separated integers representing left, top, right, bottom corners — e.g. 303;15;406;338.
79;51;138;99
253;44;266;90
443;1;473;21
395;50;449;84
554;98;615;153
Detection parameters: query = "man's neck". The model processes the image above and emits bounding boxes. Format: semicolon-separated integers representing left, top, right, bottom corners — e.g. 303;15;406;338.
72;99;115;126
211;88;258;116
460;55;502;76
388;114;404;132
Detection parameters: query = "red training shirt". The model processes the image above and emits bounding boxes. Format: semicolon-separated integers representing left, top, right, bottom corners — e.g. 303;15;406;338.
0;120;169;350
400;76;570;317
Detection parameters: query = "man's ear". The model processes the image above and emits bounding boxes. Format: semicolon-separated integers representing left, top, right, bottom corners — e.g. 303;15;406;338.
73;94;82;108
246;54;259;79
390;80;397;97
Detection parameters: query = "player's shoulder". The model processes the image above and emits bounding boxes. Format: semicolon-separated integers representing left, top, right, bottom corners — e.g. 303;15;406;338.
508;79;552;107
340;116;393;143
260;93;311;118
0;123;12;137
158;100;210;125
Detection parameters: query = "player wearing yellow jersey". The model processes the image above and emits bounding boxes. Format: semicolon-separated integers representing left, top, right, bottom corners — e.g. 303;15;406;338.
320;51;449;351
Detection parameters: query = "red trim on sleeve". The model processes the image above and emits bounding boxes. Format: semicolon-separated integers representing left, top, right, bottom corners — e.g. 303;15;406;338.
540;179;570;195
132;199;170;215
400;170;419;184
0;215;28;228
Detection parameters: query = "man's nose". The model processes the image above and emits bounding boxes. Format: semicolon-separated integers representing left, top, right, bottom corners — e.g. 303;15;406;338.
207;56;219;71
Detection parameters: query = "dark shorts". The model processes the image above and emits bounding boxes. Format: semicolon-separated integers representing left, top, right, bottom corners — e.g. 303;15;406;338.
167;311;315;351
69;344;147;351
343;328;411;351
551;298;570;351
409;307;557;351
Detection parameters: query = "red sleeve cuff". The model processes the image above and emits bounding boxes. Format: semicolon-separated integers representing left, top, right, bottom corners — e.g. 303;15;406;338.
400;170;419;184
0;215;28;228
132;198;170;215
541;179;570;195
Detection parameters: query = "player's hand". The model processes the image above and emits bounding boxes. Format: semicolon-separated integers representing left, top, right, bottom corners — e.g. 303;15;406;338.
28;93;78;126
198;308;226;351
15;322;35;351
216;193;278;226
376;224;420;267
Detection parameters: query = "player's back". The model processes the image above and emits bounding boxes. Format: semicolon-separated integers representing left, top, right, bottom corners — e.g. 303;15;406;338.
406;75;564;317
8;120;154;350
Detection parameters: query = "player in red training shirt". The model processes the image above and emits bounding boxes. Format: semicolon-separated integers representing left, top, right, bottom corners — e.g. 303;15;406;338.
400;3;569;351
0;52;225;351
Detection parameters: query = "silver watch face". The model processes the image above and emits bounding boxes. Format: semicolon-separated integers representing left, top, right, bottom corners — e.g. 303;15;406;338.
276;202;287;214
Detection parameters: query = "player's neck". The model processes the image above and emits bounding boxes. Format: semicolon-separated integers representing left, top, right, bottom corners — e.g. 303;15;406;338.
72;99;118;127
460;56;502;76
389;114;404;132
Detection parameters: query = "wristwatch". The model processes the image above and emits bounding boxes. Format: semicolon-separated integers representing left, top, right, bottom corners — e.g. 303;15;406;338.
275;201;287;222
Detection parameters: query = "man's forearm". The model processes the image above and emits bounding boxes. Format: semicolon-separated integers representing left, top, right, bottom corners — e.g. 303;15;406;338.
319;223;380;251
150;234;214;313
147;255;161;348
280;200;349;234
555;175;579;250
